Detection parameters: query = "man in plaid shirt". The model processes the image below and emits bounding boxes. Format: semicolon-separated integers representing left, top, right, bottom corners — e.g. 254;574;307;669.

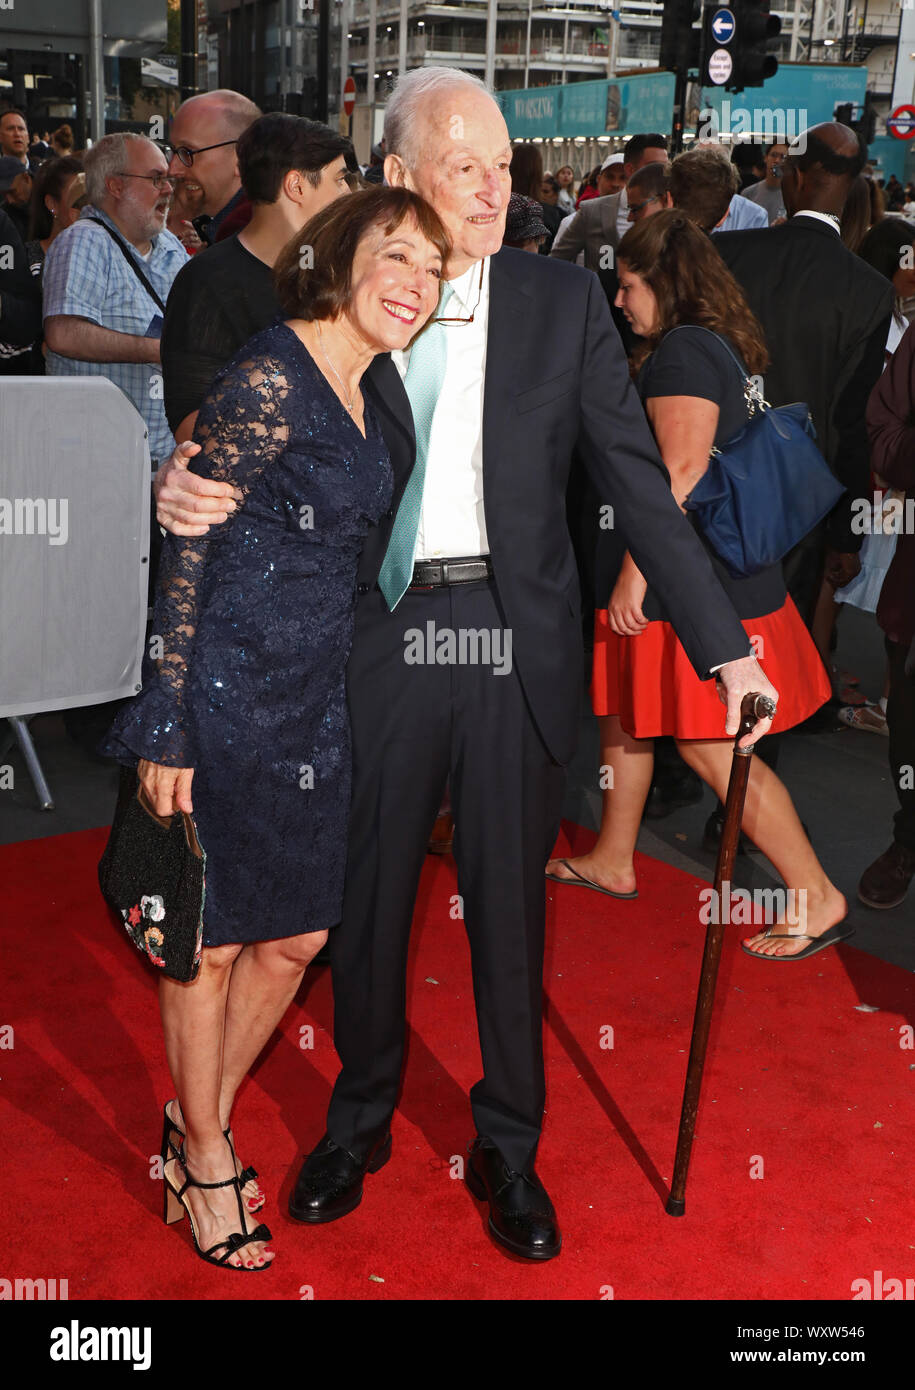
43;132;187;463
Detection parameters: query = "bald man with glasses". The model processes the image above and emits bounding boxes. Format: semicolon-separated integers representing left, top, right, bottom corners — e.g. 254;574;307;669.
165;90;262;245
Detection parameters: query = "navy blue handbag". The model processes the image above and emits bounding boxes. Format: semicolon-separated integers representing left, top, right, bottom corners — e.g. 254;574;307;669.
673;326;846;579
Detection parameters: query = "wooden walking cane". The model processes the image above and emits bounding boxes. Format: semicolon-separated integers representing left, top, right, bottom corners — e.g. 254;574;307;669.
665;690;777;1217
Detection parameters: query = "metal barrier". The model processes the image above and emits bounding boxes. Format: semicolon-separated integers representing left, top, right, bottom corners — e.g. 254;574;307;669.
0;377;150;805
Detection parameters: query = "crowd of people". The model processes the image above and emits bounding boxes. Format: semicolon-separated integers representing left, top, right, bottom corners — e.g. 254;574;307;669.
2;71;913;1272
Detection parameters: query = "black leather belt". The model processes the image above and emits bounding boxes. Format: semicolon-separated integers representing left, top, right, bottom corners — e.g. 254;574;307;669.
410;556;493;588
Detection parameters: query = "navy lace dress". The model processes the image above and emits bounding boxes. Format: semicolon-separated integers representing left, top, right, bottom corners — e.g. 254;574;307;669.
103;322;393;945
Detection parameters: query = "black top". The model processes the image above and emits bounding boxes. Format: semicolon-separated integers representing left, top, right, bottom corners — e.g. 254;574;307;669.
161;234;279;432
0;206;41;368
596;324;786;622
637;324;750;450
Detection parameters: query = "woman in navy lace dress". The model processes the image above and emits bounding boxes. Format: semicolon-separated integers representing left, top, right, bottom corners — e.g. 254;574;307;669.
103;188;449;1271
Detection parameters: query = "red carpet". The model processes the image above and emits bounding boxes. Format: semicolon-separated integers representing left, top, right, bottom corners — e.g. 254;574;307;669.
2;822;913;1301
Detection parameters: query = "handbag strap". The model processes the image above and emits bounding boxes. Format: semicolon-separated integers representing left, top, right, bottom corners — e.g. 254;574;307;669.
85;216;167;314
661;323;767;414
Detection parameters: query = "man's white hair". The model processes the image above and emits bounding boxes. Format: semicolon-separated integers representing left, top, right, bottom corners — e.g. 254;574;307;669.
384;66;493;171
84;132;156;205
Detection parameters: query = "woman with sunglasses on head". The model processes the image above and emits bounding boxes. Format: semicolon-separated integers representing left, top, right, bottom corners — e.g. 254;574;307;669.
102;187;450;1270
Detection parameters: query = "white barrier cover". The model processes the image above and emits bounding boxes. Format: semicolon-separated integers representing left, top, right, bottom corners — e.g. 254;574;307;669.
0;377;150;718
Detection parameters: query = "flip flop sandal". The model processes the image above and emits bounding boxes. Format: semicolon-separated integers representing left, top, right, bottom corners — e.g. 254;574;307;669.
741;921;854;961
545;858;638;900
837;684;868;706
838;704;888;736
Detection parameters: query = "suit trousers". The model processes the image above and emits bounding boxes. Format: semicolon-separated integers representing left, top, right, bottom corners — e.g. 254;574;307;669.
887;636;915;853
327;579;567;1172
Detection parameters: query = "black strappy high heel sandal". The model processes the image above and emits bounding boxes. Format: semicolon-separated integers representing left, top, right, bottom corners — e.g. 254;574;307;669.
161;1131;273;1271
163;1102;265;1213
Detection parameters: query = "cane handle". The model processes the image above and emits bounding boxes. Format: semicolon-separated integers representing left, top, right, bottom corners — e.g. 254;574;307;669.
736;691;777;753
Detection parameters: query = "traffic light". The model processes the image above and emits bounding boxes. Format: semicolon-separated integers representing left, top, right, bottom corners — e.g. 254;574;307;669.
834;101;877;148
660;0;702;72
860;101;877;145
711;0;778;92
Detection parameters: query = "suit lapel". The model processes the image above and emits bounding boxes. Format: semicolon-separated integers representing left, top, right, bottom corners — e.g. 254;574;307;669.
483;250;529;491
366;352;415;499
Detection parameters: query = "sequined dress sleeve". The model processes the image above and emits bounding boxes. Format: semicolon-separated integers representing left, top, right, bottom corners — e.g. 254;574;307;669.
105;351;291;768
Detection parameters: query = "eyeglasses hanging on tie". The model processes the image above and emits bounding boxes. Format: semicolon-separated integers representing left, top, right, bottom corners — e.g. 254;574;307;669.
432;259;485;325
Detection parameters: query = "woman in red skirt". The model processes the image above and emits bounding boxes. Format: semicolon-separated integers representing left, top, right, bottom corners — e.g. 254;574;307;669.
547;211;849;960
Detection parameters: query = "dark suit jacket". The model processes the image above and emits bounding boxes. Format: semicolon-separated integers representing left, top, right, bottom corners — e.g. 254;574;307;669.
360;247;750;765
0;206;42;351
549;191;623;272
714;215;894;552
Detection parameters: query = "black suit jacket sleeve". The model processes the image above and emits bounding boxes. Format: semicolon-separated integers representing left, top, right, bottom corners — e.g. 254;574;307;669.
0;208;41;347
573;273;751;679
829;308;893;552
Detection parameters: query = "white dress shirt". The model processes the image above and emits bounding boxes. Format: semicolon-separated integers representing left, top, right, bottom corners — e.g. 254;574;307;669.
390;256;491;561
792;209;841;235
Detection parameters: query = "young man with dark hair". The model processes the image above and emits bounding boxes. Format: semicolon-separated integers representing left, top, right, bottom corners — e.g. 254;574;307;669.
161;112;352;443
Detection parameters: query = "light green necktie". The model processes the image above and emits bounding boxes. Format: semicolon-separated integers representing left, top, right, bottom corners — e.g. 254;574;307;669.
377;281;455;611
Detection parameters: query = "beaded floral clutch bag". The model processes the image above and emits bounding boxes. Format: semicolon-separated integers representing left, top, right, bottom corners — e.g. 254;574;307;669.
98;765;205;982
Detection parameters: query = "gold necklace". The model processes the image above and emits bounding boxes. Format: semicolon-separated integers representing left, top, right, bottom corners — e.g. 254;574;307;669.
315;321;355;415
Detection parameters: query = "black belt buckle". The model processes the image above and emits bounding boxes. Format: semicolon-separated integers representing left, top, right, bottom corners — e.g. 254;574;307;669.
409;556;492;589
411;559;441;589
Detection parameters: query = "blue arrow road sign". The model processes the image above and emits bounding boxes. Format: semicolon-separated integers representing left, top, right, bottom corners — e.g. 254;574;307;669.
711;8;736;44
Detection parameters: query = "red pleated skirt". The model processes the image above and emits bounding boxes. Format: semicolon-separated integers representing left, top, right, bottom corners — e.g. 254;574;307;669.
591;597;831;739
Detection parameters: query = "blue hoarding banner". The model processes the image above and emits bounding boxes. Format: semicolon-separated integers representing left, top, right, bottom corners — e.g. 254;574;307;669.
500;72;676;140
499;87;560;140
699;63;868;139
500;65;868;142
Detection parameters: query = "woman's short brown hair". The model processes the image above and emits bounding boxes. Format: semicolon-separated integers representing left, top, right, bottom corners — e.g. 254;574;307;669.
273;186;451;322
617;208;769;376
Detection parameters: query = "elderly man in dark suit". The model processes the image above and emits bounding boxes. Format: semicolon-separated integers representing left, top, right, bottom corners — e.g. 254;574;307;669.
714;122;895;626
153;70;775;1263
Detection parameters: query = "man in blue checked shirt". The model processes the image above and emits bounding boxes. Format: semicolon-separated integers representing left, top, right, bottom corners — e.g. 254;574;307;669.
43;132;187;464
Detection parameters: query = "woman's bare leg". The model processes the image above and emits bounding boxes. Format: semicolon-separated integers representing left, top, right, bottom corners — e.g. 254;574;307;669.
217;930;328;1125
811;574;840;685
675;738;847;957
546;714;653;896
168;933;328;1197
159;944;273;1267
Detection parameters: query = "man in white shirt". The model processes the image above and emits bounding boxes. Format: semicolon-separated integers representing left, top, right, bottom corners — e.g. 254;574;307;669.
154;69;776;1262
